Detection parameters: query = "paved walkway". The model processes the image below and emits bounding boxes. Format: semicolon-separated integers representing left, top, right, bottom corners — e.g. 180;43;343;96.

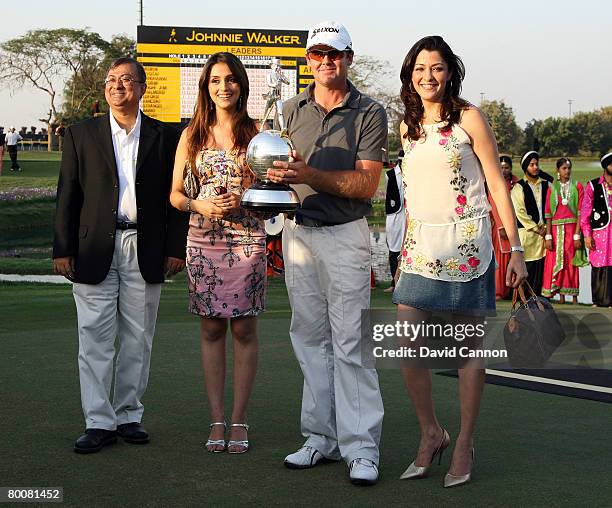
0;274;71;284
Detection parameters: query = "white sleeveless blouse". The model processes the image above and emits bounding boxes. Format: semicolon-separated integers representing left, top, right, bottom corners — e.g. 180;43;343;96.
399;122;493;282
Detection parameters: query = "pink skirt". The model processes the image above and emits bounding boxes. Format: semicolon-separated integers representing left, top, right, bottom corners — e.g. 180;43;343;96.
186;230;266;318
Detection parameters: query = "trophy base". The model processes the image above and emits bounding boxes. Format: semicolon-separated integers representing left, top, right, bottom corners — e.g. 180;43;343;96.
241;182;300;213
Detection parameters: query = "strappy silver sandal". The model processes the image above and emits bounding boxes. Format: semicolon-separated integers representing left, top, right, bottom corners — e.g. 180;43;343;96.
227;423;250;454
205;421;226;453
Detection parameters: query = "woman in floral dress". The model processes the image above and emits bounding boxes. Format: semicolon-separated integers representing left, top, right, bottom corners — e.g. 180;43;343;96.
170;52;265;454
394;36;527;487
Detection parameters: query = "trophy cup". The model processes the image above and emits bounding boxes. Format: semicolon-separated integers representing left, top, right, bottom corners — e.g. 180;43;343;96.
240;59;300;213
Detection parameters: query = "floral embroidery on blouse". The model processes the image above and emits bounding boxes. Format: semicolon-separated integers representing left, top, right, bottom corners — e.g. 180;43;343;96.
401;217;481;279
399;124;485;280
438;127;481;222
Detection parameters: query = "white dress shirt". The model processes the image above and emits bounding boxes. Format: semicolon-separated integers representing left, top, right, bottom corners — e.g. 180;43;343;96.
6;131;22;146
109;111;141;223
385;164;406;252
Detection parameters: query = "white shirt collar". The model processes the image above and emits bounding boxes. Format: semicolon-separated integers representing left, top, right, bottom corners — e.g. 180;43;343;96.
109;109;141;138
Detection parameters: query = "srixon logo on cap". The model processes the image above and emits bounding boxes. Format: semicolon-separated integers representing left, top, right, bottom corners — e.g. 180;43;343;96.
312;27;340;35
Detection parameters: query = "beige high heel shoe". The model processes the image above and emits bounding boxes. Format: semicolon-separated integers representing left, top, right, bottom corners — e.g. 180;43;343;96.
443;448;475;488
400;429;450;479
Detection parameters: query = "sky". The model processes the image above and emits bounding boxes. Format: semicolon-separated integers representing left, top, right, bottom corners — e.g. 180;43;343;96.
1;0;610;129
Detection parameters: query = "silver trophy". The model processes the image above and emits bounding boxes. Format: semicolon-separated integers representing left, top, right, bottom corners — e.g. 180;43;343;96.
240;58;300;213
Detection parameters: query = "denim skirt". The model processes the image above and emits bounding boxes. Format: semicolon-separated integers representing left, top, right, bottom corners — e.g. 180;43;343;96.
392;255;496;315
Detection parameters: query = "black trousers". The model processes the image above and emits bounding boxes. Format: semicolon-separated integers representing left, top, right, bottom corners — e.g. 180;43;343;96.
526;258;544;296
7;145;19;170
389;250;400;287
591;266;612;307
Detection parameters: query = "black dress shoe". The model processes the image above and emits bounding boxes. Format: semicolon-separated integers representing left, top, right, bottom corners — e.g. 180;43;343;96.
74;429;117;454
117;422;149;444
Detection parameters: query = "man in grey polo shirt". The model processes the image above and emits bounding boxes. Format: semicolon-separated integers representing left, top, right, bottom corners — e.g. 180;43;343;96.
267;20;386;485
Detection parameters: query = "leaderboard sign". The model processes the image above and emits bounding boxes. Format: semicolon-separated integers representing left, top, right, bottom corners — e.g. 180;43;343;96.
136;25;311;124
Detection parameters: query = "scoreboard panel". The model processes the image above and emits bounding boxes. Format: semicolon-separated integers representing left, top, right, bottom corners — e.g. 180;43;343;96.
137;25;311;124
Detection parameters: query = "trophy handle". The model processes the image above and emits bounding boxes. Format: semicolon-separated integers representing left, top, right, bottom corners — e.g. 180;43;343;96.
281;130;295;162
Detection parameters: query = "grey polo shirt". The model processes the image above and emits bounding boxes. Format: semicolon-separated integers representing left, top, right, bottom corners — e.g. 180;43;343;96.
278;81;388;224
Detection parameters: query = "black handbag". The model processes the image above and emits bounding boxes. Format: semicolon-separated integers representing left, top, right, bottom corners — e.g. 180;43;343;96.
503;282;566;368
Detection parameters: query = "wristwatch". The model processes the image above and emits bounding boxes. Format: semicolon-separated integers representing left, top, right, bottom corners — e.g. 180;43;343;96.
510;245;525;253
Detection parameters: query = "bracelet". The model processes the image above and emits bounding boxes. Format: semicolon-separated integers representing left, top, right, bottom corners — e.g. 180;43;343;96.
185;198;192;212
544;234;553;240
573;234;581;241
510;245;525;253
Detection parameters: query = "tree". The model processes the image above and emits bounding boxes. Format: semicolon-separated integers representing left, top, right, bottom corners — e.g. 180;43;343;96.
0;29;109;150
595;106;612;155
480;100;524;156
570;108;612;156
566;112;600;155
531;117;563;156
349;55;404;154
523;108;612;157
523;119;540;154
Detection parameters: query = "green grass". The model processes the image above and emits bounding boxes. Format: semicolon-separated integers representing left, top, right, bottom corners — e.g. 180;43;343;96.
369;199;386;227
0;152;59;271
1;151;61;190
536;158;603;183
0;199;55;230
1;150;62;161
0;280;610;506
0;256;54;274
0;198;55;268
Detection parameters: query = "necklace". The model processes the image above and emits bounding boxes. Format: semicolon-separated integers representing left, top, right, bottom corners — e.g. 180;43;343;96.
605;179;612;196
559;181;570;206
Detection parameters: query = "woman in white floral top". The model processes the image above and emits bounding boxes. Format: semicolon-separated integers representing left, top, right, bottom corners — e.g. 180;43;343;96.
393;36;527;488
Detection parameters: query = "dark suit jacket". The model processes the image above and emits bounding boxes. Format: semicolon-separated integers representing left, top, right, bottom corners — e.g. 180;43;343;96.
53;112;189;284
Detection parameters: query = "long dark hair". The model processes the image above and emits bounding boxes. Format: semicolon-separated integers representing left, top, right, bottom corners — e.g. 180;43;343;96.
186;52;257;172
400;36;470;141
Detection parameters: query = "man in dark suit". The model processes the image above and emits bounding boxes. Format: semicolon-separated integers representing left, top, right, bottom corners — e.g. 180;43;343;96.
53;57;189;454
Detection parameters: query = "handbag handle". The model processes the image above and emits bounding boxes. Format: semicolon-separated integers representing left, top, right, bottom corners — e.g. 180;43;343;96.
511;281;537;310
